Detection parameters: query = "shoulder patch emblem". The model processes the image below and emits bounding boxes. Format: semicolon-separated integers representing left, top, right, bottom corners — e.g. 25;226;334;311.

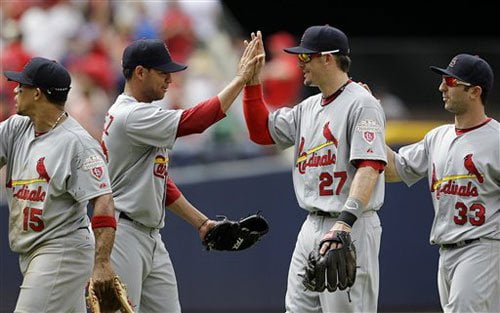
82;155;105;170
91;166;104;180
363;131;375;144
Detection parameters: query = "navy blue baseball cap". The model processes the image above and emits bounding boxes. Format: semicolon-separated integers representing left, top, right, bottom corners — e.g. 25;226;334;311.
4;57;71;101
284;25;350;55
122;39;187;73
430;54;494;93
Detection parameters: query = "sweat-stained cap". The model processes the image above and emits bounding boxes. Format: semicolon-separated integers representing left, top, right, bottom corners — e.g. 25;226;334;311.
4;57;71;101
122;39;187;73
430;53;494;93
284;25;350;55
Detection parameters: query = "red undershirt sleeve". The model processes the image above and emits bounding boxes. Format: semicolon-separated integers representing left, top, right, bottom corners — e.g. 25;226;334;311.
165;176;182;206
243;84;274;145
353;160;386;173
176;96;226;137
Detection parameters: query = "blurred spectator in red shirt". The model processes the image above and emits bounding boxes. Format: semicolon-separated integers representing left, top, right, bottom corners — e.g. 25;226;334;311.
1;20;32;121
262;32;303;111
160;0;196;63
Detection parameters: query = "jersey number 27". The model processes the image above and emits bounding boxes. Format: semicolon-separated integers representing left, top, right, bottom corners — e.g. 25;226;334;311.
319;171;347;196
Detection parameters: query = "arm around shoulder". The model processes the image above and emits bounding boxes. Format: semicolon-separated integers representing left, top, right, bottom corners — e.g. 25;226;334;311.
385;145;402;182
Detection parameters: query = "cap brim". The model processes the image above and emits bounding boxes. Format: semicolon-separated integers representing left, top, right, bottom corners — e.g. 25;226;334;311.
155;61;188;73
283;46;318;54
429;66;462;80
4;71;33;85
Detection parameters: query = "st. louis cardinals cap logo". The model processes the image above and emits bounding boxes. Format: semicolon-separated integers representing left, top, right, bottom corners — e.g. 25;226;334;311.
448;56;458;68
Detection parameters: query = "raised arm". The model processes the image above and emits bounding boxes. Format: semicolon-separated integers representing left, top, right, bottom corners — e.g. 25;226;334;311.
218;34;265;112
242;31;275;145
175;35;264;138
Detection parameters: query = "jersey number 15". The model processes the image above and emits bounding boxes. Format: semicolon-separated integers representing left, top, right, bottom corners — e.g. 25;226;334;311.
23;207;44;232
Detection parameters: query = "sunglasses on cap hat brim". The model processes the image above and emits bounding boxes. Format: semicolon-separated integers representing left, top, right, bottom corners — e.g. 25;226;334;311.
442;76;472;88
297;49;340;63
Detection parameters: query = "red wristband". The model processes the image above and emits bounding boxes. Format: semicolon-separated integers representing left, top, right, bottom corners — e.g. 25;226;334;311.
91;215;117;230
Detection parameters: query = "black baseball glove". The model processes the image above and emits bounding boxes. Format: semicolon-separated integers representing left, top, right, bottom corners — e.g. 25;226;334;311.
301;231;356;292
203;213;269;251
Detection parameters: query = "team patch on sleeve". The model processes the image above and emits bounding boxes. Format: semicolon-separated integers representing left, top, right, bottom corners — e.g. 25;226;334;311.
355;119;382;144
81;155;105;170
90;166;104;180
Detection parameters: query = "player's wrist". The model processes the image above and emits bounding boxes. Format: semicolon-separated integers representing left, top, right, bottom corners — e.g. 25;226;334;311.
337;197;365;227
197;218;210;231
91;215;117;230
332;221;352;232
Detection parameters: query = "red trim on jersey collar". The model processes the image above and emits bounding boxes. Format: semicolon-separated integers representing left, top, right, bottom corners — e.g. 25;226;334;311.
455;118;492;136
322;80;352;106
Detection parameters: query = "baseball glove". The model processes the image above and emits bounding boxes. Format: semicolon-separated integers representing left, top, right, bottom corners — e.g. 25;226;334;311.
301;231;356;292
87;276;134;313
203;213;269;251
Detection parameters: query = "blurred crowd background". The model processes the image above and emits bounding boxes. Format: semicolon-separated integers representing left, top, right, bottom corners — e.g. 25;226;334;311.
1;0;276;166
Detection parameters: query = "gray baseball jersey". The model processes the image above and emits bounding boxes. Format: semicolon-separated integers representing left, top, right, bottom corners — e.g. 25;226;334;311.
0;114;111;312
394;119;500;244
0;114;111;253
269;82;387;213
103;94;183;312
102;94;182;228
268;82;386;313
394;119;500;313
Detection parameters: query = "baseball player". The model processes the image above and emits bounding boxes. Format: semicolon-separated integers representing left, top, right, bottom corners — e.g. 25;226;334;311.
1;57;118;312
385;54;500;312
101;38;262;312
243;28;387;312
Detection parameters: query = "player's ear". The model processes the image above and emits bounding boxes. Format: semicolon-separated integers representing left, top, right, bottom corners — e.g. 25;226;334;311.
34;87;43;101
135;65;146;80
324;54;334;65
469;85;482;101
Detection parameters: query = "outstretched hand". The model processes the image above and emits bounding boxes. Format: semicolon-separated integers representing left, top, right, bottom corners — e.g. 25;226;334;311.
244;31;266;85
236;33;265;83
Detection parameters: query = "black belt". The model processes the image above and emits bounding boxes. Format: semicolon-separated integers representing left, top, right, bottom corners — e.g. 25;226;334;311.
120;213;133;222
309;210;341;218
440;238;479;249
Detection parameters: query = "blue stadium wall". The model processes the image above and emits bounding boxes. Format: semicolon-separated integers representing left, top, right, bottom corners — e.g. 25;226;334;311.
0;169;439;312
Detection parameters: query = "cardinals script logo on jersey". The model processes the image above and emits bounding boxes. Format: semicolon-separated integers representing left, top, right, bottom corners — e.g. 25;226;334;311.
296;122;338;174
431;154;484;200
153;155;169;179
9;157;50;203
